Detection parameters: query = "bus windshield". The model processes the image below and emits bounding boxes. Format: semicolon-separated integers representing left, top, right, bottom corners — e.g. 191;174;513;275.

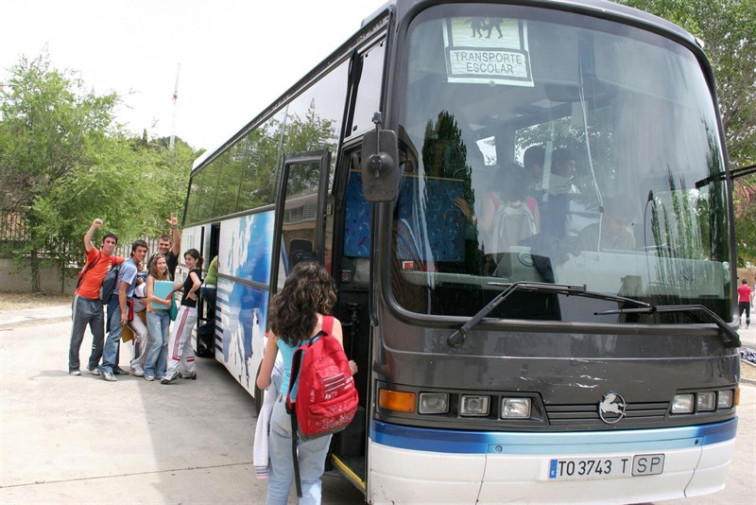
393;4;732;323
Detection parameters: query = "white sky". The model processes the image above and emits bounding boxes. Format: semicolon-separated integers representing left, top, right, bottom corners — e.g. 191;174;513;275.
0;0;386;151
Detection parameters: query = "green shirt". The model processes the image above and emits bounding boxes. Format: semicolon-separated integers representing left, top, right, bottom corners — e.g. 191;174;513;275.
204;256;219;285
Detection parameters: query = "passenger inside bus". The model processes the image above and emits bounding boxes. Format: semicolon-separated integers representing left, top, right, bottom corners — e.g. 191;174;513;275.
575;196;636;252
540;148;580;237
522;145;545;232
479;164;535;257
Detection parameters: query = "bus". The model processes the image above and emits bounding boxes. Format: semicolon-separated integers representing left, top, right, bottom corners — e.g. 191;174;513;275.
180;1;741;503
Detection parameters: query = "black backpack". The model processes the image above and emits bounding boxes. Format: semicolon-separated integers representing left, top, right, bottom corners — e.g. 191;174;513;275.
99;263;121;304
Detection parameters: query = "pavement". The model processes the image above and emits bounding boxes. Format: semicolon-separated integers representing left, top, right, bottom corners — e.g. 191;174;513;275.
0;304;364;505
0;303;72;328
0;302;754;505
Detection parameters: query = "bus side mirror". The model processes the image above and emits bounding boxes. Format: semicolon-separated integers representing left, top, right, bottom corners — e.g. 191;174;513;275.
361;113;399;202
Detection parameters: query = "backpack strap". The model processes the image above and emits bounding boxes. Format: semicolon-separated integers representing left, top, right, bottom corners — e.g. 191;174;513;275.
321;315;333;335
287;343;309;499
286;316;334;497
77;251;102;286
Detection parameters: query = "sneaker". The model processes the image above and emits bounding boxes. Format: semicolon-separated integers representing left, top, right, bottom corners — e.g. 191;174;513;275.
144;375;154;382
69;369;81;376
87;367;101;376
131;367;145;377
101;371;117;382
180;372;197;380
113;366;129;376
160;373;177;385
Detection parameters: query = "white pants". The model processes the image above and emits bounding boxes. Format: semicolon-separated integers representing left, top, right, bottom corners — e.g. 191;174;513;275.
128;311;149;371
165;305;197;378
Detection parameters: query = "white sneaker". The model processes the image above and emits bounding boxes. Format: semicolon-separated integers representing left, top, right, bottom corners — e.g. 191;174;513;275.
144;375;154;381
160;373;177;385
131;366;145;377
102;371;117;382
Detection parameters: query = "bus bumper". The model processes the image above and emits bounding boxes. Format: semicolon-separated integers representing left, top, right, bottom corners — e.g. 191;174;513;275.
367;418;736;504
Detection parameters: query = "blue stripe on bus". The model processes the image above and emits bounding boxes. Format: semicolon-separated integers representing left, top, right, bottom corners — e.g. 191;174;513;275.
370;418;737;455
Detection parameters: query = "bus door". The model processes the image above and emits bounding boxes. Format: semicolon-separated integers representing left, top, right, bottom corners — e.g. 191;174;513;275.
197;222;221;357
271;151;331;292
329;147;371;489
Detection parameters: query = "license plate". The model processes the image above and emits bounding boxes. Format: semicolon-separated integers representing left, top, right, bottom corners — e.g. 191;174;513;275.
548;454;665;480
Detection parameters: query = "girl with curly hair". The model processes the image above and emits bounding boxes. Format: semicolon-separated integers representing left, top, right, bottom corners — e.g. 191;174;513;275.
257;261;357;504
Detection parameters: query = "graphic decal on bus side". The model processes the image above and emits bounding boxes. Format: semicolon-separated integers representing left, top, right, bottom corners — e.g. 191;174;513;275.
217;211;274;393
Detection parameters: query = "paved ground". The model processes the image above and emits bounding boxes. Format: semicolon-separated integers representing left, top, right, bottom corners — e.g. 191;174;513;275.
0;307;364;505
0;299;754;504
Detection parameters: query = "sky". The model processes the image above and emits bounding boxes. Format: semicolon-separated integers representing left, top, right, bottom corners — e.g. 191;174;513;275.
0;0;386;151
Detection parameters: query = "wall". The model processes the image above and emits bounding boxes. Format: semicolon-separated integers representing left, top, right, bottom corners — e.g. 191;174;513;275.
737;267;756;287
0;259;77;294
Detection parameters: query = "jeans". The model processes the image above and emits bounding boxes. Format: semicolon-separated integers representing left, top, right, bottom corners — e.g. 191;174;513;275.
145;310;170;378
68;295;105;372
199;285;216;321
266;399;331;505
100;303;125;374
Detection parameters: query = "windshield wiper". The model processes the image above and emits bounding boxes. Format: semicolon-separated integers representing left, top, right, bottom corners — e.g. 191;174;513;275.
595;305;741;348
447;281;650;347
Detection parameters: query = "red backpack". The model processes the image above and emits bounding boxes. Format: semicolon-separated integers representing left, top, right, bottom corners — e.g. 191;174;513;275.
285;315;358;496
286;315;358;437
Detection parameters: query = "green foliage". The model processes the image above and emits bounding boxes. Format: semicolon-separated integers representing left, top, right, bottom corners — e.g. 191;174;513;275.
735;173;756;265
184;102;338;225
0;54;198;292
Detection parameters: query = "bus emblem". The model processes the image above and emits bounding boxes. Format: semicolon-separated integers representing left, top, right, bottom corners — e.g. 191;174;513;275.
598;392;626;424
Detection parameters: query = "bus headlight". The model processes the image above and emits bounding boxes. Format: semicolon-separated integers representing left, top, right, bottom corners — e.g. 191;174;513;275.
460;395;490;416
418;392;449;414
697;392;716;412
501;398;531;419
671;394;695;414
717;390;734;409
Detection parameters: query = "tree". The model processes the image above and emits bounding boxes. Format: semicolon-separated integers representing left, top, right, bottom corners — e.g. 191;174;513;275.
0;55;119;291
0;55;197;292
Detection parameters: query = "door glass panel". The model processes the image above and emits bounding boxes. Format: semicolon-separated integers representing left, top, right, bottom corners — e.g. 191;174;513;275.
280;160;322;278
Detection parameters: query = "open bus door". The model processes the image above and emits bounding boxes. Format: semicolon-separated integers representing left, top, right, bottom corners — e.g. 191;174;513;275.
329;147;372;493
270;150;331;284
255;150;331;414
197;222;220;357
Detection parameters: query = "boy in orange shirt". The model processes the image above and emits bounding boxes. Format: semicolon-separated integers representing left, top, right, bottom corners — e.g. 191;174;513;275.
67;218;124;375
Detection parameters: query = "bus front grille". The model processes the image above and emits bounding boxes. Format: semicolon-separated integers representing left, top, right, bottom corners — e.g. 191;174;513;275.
544;401;670;424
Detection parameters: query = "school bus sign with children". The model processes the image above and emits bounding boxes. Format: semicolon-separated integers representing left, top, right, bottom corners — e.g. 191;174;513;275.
443;17;534;86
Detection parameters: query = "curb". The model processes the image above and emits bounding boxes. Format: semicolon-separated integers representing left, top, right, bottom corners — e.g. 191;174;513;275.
0;316;71;330
741;359;756;385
